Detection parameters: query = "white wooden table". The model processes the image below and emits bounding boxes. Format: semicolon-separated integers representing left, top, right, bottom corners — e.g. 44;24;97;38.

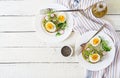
0;0;120;78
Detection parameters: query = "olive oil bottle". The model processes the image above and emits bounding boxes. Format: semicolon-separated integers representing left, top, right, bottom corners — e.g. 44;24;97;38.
92;1;107;18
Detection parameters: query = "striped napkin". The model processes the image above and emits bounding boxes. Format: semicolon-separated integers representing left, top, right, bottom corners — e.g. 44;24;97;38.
57;0;120;78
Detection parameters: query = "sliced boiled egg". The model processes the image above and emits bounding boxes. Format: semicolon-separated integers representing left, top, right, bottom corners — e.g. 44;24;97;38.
90;36;101;46
45;22;56;33
89;53;100;63
57;13;66;23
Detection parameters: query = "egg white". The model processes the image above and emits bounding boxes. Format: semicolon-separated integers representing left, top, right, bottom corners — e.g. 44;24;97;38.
57;13;66;23
89;53;100;63
90;36;101;46
45;22;56;33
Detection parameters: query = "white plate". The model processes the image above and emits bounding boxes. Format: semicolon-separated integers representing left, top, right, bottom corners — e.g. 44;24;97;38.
75;31;115;71
35;4;73;43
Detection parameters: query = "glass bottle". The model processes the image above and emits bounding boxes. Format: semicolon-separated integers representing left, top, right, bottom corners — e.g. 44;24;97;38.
92;1;107;18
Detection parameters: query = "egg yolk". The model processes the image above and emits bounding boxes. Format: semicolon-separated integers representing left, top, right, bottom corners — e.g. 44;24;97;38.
46;23;53;30
93;38;99;45
58;15;65;22
91;54;99;61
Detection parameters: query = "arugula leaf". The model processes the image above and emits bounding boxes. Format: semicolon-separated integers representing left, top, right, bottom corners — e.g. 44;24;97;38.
58;23;63;28
101;38;111;51
56;32;61;36
61;22;67;30
82;50;90;59
57;21;67;30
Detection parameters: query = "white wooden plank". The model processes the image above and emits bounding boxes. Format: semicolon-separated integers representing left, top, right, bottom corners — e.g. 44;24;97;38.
106;0;120;14
104;15;120;30
0;32;79;62
0;0;56;15
0;15;120;31
0;27;119;47
0;64;86;78
0;17;35;31
0;1;36;15
0;32;77;47
0;32;44;47
0;48;77;62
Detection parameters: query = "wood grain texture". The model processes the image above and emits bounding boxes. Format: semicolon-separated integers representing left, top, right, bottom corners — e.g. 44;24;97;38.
0;63;86;78
0;32;78;62
0;48;77;62
0;17;35;31
105;15;120;30
0;32;77;47
0;16;120;32
106;0;120;14
0;0;55;15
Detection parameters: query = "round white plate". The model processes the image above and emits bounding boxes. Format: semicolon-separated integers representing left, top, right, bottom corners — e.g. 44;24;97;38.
75;31;115;71
35;4;73;43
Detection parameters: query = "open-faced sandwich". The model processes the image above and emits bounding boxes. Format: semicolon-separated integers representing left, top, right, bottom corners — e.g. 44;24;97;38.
42;9;67;36
82;36;111;64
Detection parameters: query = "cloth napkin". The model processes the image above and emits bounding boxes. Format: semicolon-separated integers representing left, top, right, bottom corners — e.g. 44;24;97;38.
57;0;120;78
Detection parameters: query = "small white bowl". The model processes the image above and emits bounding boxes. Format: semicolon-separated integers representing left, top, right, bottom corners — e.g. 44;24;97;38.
61;45;73;57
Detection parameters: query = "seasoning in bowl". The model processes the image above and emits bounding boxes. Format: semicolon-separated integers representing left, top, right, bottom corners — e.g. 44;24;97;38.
61;45;73;57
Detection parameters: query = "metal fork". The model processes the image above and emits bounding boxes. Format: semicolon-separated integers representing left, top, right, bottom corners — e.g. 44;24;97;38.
40;8;84;14
80;24;106;48
40;0;103;15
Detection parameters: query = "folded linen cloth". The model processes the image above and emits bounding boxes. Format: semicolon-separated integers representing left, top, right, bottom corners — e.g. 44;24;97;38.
57;0;120;78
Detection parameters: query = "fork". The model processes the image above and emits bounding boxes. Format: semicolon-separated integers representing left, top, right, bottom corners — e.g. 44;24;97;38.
40;8;84;15
40;1;103;15
80;24;106;48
